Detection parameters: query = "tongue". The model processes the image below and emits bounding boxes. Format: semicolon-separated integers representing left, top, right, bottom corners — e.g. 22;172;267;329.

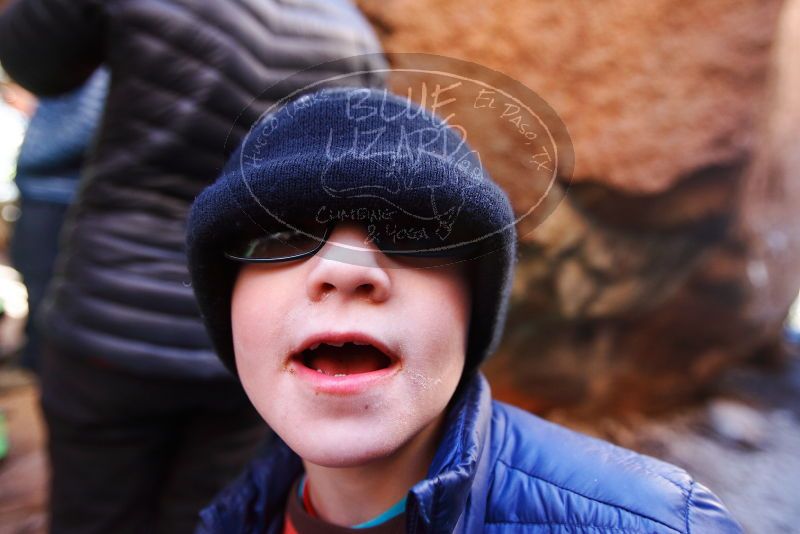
305;344;389;375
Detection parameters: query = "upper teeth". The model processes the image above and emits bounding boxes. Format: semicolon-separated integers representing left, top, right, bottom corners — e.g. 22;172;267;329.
308;340;372;351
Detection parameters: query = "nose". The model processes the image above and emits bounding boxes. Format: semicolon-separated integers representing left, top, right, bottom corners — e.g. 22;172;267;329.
305;222;391;304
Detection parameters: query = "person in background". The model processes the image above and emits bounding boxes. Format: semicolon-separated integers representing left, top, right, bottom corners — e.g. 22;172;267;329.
0;1;386;532
0;70;36;117
9;68;109;374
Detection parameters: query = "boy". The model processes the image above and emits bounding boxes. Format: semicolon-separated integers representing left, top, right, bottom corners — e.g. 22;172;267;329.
186;87;742;533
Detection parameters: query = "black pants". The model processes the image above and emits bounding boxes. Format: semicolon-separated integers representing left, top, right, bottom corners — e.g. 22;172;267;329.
40;345;271;534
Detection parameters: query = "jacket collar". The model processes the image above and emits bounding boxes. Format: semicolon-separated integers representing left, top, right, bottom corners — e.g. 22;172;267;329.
407;372;493;533
198;372;493;534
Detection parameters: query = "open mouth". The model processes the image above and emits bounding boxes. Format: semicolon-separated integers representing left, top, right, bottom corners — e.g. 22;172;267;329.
295;341;394;377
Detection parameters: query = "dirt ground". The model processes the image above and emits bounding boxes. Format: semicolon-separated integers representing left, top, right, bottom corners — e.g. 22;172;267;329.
0;351;799;533
0;368;46;534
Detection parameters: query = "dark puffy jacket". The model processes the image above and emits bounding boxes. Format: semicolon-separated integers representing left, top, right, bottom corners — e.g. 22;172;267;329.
0;0;385;378
196;372;743;534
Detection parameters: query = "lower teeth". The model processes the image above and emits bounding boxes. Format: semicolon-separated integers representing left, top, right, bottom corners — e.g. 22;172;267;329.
313;368;348;377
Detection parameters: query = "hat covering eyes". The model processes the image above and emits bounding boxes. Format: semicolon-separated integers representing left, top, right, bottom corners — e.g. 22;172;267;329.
186;87;518;379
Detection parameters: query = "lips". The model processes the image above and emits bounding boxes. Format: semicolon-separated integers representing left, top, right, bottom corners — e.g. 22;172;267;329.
290;332;398;377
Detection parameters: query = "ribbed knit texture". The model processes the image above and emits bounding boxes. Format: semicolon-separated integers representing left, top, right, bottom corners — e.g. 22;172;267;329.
186;87;518;378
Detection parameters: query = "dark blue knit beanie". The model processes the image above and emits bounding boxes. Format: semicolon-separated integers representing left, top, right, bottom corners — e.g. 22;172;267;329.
186;87;517;379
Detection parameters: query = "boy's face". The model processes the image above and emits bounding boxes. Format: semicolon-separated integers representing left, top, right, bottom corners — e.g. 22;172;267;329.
230;222;471;467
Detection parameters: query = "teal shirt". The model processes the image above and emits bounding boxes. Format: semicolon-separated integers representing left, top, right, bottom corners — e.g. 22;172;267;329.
298;474;407;528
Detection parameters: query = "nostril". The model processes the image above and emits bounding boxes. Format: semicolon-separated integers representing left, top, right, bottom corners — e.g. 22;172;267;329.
355;283;374;298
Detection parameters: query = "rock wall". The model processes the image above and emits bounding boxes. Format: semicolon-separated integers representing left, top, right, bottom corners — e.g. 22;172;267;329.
357;0;798;415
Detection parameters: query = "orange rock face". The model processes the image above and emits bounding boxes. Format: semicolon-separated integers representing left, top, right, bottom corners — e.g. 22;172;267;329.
358;0;800;415
359;0;779;194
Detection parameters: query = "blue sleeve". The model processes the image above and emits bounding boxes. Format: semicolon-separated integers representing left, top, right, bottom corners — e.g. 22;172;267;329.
686;480;743;533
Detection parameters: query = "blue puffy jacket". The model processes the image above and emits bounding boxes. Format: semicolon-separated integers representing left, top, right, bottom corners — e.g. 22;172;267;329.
14;68;108;205
196;373;742;533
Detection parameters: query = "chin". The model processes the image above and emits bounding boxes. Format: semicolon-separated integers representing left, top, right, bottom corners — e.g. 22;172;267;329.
269;406;411;465
289;434;401;468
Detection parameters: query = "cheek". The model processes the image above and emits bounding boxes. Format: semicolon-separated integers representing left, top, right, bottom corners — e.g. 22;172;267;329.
421;266;471;343
230;271;292;424
231;290;267;365
230;269;289;375
401;268;471;383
